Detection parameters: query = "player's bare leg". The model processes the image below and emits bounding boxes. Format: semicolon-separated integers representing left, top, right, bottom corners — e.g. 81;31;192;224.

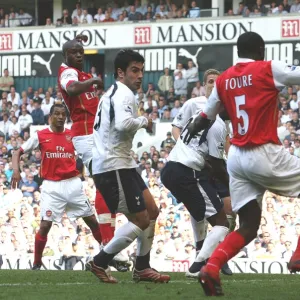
199;200;261;296
131;189;170;283
33;220;52;270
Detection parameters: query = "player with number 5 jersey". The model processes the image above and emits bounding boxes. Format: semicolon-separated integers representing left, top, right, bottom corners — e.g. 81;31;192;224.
183;32;300;296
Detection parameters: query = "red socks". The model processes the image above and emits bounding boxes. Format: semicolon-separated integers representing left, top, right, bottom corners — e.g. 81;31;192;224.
208;231;246;271
95;190;115;245
34;232;47;265
91;224;103;245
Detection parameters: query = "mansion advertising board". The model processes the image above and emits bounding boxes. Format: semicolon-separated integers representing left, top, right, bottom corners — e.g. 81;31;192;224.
0;16;299;54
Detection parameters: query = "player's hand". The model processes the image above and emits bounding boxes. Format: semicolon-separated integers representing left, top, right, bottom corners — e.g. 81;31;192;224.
92;78;104;90
182;115;210;145
145;118;153;133
11;171;21;190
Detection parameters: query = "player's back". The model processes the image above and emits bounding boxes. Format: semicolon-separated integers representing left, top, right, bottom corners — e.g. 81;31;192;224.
58;64;99;137
217;60;280;147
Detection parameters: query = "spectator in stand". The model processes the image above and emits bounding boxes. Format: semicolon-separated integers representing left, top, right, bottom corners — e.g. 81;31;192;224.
94;7;105;22
174;63;186;80
168;4;178;18
181;4;189;17
31;102;45;125
72;2;81;18
0;69;14;96
60;9;71;25
20;174;38;197
188;1;200;18
158;68;173;98
128;5;142;20
18;107;33;134
170;100;181;119
145;5;155;18
102;10;115;22
290;93;300;112
185;60;199;98
174;71;188;97
252;0;268;14
82;8;93;24
8;116;21;137
7;86;20;106
192;80;206;97
0;113;11;139
9;12;20;27
45;18;53;26
290;0;300;13
282;0;291;12
18;8;32;26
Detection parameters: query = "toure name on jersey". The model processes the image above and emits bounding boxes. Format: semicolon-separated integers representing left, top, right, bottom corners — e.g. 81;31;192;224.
45;146;74;159
225;74;253;90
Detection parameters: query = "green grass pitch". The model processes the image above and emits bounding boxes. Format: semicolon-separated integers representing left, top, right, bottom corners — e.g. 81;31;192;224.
0;271;299;300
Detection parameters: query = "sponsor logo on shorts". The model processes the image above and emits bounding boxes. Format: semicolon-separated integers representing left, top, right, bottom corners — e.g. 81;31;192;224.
46;210;52;217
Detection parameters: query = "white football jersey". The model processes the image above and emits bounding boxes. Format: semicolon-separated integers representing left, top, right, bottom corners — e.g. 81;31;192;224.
92;81;148;174
169;114;227;171
172;96;207;130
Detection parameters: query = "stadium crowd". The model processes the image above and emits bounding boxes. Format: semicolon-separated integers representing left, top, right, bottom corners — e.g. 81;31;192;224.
0;61;299;269
0;0;298;27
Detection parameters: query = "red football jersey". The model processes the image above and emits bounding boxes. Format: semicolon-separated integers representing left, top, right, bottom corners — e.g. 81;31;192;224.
58;63;99;136
213;60;281;147
21;128;79;181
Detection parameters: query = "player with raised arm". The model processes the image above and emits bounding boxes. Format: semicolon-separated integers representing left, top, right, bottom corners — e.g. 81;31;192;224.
58;35;129;271
162;110;230;279
11;104;103;270
86;49;170;284
184;32;300;296
172;69;234;277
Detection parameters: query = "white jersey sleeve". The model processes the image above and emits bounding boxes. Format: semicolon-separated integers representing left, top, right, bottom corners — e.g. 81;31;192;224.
114;93;148;132
172;100;197;129
203;85;224;120
206;118;227;159
20;132;39;153
59;68;79;91
272;61;300;90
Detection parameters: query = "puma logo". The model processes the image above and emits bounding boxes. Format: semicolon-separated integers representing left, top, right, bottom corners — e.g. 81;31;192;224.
33;54;55;75
178;47;202;68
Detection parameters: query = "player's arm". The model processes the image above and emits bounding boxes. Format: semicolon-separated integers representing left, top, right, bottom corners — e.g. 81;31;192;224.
183;86;224;144
171;101;194;140
206;125;229;189
114;94;149;132
11;132;39;189
60;68;103;97
272;61;300;88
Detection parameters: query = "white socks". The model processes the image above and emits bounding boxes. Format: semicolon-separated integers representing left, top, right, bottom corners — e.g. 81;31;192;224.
137;220;155;256
104;221;142;254
191;217;208;244
195;225;229;262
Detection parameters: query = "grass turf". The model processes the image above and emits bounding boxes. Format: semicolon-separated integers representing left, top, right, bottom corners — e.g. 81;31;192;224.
0;271;299;300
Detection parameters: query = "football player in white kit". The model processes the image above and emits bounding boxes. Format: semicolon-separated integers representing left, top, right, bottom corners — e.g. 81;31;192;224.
172;69;234;276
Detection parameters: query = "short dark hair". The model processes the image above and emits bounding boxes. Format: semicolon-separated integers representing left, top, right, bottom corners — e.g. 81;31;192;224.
237;32;265;58
114;49;145;79
50;103;66;115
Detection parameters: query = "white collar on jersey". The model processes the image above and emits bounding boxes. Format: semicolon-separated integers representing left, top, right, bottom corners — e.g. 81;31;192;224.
235;58;255;65
48;126;66;133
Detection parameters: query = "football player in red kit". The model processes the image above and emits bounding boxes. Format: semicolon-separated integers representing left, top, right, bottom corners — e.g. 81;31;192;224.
11;104;103;270
58;35;129;270
184;32;300;296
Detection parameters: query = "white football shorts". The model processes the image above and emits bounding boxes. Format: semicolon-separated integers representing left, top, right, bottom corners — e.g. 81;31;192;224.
72;134;93;169
40;177;93;222
227;143;300;212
